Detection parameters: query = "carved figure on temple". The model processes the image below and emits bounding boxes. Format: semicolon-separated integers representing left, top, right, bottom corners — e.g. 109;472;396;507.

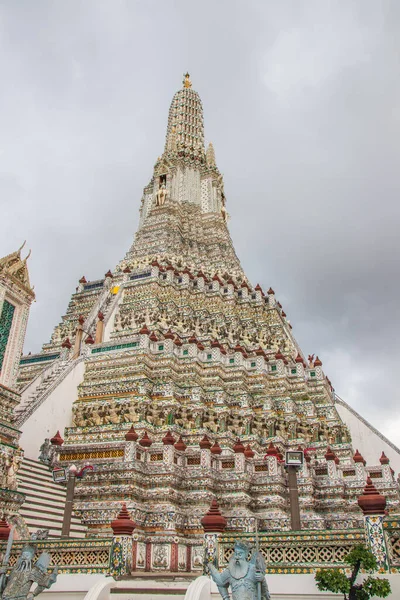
208;541;270;600
297;423;310;442
156;183;168;206
72;406;85;427
186;412;196;430
104;403;120;424
275;420;287;439
5;455;22;491
114;312;122;332
318;424;329;442
0;543;57;600
252;414;265;437
175;407;191;428
122;404;139;424
228;414;244;436
203;410;218;433
145;406;156;425
156;408;166;427
341;425;351;443
288;422;297;440
310;424;319;442
87;406;102;426
38;439;52;464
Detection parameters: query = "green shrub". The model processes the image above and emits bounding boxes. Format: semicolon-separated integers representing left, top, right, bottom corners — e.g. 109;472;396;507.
315;545;390;600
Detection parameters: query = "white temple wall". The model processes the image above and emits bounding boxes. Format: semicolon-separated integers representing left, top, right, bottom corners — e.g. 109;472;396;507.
19;361;85;460
184;574;400;600
39;574;107;600
335;397;400;475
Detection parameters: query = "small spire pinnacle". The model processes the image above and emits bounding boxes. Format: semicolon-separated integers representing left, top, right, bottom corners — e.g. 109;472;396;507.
206;142;216;167
183;72;192;88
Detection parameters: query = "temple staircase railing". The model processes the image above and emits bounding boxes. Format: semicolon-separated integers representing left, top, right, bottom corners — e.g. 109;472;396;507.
14;356;85;427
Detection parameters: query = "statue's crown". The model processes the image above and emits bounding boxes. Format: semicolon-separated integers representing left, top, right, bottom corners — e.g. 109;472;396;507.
234;541;249;553
21;544;35;557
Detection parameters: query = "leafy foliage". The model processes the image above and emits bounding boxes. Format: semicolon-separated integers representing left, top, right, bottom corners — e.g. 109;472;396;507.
361;576;392;598
314;545;391;600
315;569;349;594
344;546;377;572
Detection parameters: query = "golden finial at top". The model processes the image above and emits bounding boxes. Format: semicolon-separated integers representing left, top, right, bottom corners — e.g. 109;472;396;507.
183;73;192;88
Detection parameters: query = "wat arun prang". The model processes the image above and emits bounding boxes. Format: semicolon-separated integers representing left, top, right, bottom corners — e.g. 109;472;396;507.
15;74;400;542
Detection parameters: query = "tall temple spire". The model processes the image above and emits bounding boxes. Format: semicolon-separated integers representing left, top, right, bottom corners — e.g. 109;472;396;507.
123;75;245;279
164;73;205;159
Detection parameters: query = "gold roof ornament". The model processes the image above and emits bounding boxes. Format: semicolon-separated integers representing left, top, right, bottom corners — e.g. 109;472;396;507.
183;73;192;88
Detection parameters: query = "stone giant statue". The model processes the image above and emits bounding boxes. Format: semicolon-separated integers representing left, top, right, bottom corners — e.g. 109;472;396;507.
208;541;270;600
0;542;57;600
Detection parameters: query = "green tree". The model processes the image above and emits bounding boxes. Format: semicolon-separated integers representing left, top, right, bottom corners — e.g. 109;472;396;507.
315;545;391;600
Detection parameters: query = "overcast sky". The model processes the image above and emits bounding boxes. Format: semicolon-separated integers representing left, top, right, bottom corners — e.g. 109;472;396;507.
1;1;399;448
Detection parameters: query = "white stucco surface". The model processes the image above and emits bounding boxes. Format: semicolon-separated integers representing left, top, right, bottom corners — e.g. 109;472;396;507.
335;397;400;475
42;574;107;600
19;361;85;460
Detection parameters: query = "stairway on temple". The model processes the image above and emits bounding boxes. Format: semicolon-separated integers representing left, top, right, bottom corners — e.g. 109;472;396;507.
17;457;86;538
110;574;196;600
14;360;68;425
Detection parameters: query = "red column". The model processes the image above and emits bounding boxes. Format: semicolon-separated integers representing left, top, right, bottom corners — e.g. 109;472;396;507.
145;542;151;571
186;545;192;573
171;542;178;571
132;540;137;572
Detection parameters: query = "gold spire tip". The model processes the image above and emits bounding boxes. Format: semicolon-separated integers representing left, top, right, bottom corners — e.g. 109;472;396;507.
183;73;192;88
